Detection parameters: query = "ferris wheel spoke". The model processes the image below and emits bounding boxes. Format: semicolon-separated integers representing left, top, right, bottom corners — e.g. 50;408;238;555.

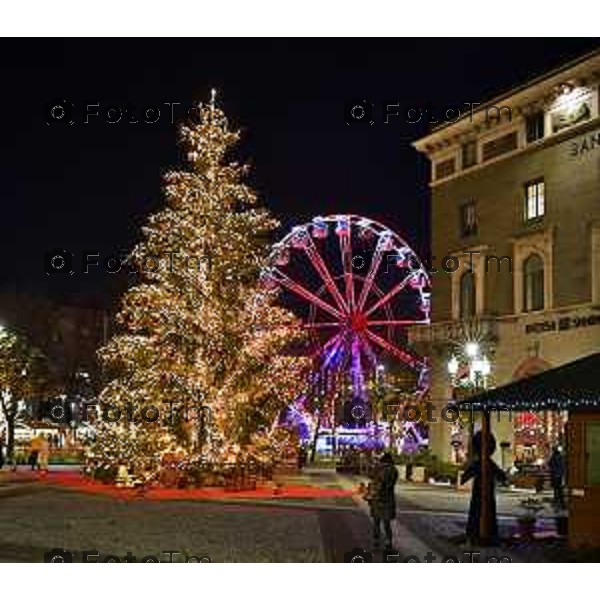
322;332;342;351
364;328;424;371
351;334;365;398
338;220;356;312
364;272;414;317
367;319;430;327
322;333;344;368
356;237;386;311
269;215;432;410
303;237;349;313
357;331;378;368
271;268;343;320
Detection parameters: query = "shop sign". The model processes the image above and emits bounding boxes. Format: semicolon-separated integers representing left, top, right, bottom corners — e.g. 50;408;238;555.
525;313;600;334
569;130;600;157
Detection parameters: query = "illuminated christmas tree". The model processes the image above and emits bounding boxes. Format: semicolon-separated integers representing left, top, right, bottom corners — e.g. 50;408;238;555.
93;93;309;477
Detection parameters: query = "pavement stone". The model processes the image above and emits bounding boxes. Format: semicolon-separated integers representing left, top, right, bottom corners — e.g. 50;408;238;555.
0;465;576;563
0;488;328;562
0;466;374;563
333;472;565;563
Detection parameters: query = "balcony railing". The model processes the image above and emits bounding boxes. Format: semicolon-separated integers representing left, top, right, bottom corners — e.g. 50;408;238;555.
408;317;500;347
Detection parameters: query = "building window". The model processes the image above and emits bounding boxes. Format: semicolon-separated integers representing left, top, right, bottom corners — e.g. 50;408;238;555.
459;271;477;319
586;422;600;486
482;131;518;161
461;141;477;169
526;112;545;143
523;253;545;312
435;157;456;180
524;179;545;221
460;201;477;237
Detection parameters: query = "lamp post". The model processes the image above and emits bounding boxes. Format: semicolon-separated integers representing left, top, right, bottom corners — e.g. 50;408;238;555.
448;343;494;544
447;345;491;457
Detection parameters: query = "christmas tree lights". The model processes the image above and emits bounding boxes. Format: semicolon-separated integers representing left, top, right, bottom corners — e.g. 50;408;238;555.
92;94;309;480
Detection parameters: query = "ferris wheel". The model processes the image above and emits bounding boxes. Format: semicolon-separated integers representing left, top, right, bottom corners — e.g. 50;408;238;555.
262;215;431;399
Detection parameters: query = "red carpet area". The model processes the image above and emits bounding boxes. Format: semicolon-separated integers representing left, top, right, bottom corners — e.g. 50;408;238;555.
23;471;355;502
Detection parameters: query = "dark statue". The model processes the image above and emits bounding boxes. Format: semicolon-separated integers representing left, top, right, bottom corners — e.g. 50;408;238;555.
460;430;507;544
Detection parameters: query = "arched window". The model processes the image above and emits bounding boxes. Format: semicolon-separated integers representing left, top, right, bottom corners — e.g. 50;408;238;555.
459;271;476;319
523;253;544;312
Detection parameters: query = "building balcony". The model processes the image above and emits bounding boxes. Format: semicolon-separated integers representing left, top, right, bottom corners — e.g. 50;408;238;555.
408;316;500;354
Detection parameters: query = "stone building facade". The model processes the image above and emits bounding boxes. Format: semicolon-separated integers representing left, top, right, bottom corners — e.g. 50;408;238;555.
411;50;600;466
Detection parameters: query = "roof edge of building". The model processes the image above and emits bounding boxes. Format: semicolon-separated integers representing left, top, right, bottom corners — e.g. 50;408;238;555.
413;47;600;152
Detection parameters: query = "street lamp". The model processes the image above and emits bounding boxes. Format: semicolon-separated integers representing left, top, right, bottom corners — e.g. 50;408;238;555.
448;342;496;545
448;350;490;385
447;355;459;378
447;344;493;458
470;355;490;387
481;356;491;377
465;341;479;359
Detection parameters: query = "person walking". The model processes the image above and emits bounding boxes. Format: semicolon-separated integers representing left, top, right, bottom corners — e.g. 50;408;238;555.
29;435;45;471
0;436;5;470
366;452;398;550
38;435;50;473
548;446;565;509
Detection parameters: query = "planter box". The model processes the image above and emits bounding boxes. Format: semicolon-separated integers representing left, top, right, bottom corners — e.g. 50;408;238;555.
397;465;407;481
412;466;426;483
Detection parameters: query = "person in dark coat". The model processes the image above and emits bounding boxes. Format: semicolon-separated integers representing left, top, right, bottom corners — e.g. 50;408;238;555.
28;450;39;471
367;452;398;549
460;431;507;544
548;447;565;508
0;437;4;470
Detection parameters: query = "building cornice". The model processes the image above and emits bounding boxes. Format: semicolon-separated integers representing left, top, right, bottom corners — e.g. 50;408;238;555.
413;49;600;155
428;115;600;188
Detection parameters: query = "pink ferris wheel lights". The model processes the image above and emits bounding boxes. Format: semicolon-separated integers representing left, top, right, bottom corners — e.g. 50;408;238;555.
311;217;329;239
266;214;431;404
335;217;351;237
273;245;291;267
290;226;310;249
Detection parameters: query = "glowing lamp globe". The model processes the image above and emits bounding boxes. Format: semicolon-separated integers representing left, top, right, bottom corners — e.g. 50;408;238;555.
447;355;459;376
480;356;491;376
465;342;479;358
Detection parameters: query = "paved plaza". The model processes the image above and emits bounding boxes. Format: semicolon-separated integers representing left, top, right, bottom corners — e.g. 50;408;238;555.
0;467;575;562
0;468;370;563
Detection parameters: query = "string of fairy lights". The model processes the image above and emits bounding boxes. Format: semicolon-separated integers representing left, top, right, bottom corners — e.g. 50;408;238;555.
91;93;310;477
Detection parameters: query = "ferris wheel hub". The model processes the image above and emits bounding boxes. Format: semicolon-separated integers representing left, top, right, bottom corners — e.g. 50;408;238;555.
349;312;368;333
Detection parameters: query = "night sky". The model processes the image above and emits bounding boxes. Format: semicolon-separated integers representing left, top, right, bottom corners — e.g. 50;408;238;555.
2;38;599;309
